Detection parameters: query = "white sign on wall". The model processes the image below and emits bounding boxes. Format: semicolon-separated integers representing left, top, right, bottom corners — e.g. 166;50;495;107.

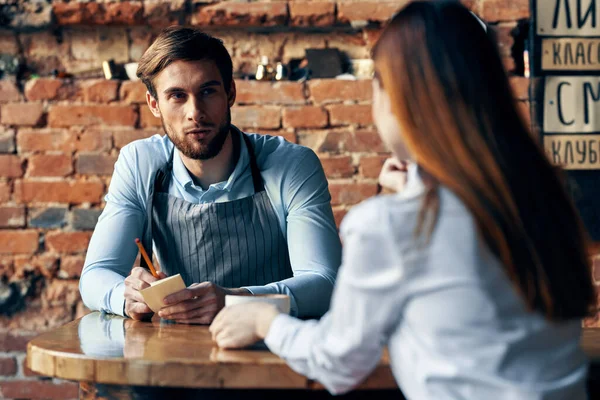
544;134;600;169
544;76;600;133
537;0;600;36
542;38;600;70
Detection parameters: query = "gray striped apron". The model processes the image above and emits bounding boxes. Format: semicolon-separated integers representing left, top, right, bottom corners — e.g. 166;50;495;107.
141;133;293;288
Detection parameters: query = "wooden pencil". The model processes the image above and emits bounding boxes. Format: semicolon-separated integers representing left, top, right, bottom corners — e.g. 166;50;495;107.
135;238;159;278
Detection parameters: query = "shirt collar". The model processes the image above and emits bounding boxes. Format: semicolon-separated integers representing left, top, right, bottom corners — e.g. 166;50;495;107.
400;162;427;198
171;127;250;193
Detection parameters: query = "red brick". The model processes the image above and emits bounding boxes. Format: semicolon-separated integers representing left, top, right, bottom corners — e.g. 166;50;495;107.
0;256;14;279
283;106;328;129
494;23;517;58
83;79;120;103
0;103;44;126
14;254;60;279
0;80;20;102
0;330;39;352
503;56;516;73
144;1;186;26
235;81;305;105
258;130;297;144
140;106;161;128
59;255;85;279
105;1;145;24
517;101;531;128
332;206;348;228
232;106;281;129
350;129;386;152
593;255;600;283
298;129;386;153
0;357;17;376
120;81;148;104
320;155;354;179
329;182;378;205
0;206;26;228
363;28;383;49
0;230;39;254
27;154;73;177
48;105;137;127
22;357;39;377
0;155;24;177
114;129;156;149
0;380;78;400
192;2;288;27
290;1;335;26
338;1;404;23
328;104;373;126
17;128;77;153
43;279;81;307
76;153;118;175
78;128;113;152
24;78;64;101
53;1;143;25
510;77;529;101
14;180;105;204
359;155;389;178
45;231;92;253
0;181;10;203
481;0;530;22
309;79;373;104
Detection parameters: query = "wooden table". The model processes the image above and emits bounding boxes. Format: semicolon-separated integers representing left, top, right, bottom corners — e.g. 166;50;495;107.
27;312;600;399
27;312;399;399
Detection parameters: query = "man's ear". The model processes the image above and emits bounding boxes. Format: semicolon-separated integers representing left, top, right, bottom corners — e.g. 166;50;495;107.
227;80;236;108
146;91;161;118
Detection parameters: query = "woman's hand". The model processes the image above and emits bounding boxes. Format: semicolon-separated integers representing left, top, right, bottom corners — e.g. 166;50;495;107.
378;158;409;193
209;303;280;349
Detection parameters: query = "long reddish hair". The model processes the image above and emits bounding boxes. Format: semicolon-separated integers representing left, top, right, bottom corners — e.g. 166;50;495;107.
372;1;594;320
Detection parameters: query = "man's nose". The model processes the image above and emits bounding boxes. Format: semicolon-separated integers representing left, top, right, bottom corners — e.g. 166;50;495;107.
187;98;207;123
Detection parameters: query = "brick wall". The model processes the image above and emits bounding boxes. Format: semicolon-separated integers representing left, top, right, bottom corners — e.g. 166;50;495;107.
0;0;536;398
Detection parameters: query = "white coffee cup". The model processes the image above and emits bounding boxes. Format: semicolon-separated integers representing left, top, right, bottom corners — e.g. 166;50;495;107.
224;294;291;314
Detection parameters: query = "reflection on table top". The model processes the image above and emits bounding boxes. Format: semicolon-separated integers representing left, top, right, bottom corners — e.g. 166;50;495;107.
26;311;395;389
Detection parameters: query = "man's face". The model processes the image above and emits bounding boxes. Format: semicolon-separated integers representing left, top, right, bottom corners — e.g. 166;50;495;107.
147;60;236;160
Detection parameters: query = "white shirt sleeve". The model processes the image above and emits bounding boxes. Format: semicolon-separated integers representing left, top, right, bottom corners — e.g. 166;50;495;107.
264;197;409;394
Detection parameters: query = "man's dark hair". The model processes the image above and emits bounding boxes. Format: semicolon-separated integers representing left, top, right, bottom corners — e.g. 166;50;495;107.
136;26;233;100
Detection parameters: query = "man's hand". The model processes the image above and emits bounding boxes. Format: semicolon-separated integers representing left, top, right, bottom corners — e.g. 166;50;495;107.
209;303;280;349
158;282;250;325
124;267;167;321
379;158;409;193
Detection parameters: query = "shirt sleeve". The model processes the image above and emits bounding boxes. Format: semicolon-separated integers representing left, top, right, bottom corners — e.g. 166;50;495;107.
264;198;408;394
243;149;342;318
79;148;147;316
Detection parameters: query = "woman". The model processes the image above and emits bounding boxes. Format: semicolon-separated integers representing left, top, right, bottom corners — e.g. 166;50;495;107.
210;2;595;398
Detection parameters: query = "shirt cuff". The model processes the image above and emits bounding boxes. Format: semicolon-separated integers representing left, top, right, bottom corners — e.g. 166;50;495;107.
109;281;127;317
264;313;300;355
242;284;299;317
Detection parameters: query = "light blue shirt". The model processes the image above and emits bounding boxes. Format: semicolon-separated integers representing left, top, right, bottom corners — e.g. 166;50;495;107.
265;164;588;399
80;129;342;318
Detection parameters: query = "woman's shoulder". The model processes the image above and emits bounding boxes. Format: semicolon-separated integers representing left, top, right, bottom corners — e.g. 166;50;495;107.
340;194;423;239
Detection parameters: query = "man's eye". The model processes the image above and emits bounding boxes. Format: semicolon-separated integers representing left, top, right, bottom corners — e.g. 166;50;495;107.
170;93;186;100
201;88;216;96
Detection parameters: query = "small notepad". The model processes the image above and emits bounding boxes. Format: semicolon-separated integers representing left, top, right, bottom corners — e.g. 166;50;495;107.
140;274;186;313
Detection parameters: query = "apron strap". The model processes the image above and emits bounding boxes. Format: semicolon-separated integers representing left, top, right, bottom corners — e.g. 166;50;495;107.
241;133;265;193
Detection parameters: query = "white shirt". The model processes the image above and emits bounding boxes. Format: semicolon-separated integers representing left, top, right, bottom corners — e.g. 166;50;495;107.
80;130;341;318
265;164;588;399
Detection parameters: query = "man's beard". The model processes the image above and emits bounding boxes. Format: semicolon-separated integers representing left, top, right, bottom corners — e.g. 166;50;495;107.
162;110;231;160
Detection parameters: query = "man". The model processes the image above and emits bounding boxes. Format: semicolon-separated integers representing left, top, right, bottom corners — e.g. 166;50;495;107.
79;27;341;324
